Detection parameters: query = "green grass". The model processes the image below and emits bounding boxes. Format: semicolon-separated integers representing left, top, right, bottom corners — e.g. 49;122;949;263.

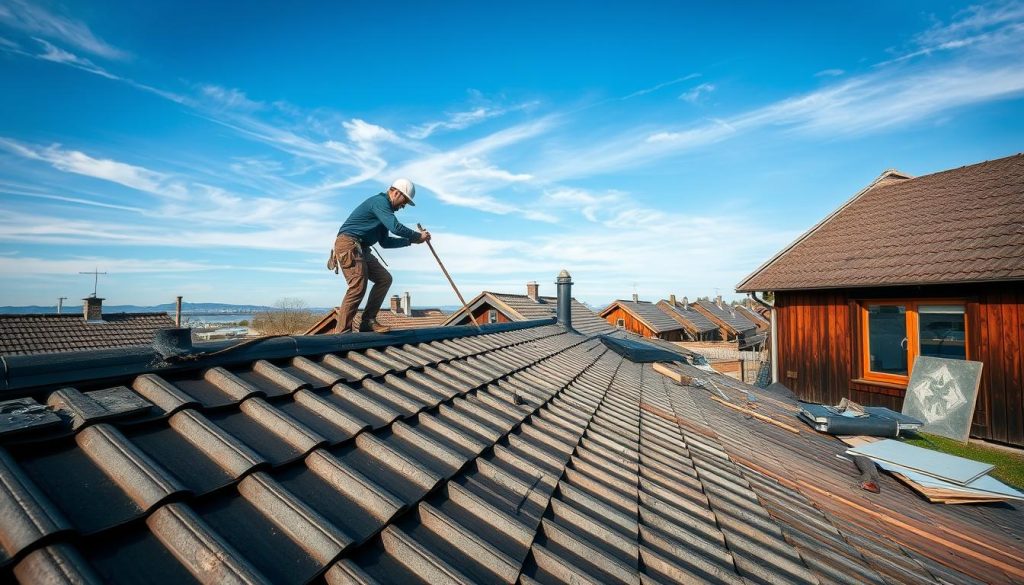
901;433;1024;489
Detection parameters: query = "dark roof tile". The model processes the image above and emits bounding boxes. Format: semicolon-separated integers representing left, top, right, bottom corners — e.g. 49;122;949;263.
0;322;1020;584
0;313;176;356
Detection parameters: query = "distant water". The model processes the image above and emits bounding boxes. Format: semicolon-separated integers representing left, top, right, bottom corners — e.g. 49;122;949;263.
183;313;258;325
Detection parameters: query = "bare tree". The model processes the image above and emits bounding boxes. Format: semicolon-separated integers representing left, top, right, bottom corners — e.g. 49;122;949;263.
252;298;319;335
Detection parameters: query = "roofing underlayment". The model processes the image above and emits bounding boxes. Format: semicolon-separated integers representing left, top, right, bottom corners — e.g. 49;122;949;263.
737;153;1024;292
1;319;1023;584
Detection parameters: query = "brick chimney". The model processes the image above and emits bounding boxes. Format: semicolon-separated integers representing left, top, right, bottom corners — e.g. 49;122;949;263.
526;281;539;301
669;294;677;305
715;295;723;308
390;294;401;313
83;296;104;322
403;291;411;316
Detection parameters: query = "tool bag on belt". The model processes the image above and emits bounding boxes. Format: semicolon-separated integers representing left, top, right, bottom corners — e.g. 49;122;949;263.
326;249;339;274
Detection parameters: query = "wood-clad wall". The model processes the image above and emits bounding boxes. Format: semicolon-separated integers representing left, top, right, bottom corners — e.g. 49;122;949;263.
450;303;513;326
775;282;1024;446
602;306;655;339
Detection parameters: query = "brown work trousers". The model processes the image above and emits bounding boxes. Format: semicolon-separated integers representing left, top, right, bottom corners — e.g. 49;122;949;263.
334;234;392;333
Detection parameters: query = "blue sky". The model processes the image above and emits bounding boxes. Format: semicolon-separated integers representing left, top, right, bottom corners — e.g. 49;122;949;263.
1;1;1022;309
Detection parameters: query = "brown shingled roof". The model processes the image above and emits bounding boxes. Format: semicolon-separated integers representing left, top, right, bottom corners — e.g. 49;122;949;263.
0;312;176;356
737;153;1024;292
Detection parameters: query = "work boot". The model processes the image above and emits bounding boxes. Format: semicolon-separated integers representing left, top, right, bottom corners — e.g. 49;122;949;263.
358;318;391;333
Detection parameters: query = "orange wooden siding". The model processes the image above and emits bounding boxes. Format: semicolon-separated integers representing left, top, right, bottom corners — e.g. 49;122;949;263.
775;282;1024;446
602;306;656;338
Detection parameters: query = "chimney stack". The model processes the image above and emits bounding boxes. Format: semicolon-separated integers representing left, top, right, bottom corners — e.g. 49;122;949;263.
682;296;689;310
83;296;104;322
403;291;411;316
390;294;401;313
669;294;677;306
715;295;723;308
555;270;574;332
632;292;639;302
175;296;183;327
526;281;539;301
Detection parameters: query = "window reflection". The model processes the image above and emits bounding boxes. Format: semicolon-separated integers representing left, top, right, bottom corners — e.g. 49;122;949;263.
919;305;966;360
867;304;908;375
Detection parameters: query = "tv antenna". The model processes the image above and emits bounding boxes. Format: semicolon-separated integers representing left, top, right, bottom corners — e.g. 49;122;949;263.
79;267;108;297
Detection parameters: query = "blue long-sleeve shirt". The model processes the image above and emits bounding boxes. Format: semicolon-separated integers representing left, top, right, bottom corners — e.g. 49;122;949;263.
338;193;420;248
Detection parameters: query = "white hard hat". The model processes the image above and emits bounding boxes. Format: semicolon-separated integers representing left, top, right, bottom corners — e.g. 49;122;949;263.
390;178;416;205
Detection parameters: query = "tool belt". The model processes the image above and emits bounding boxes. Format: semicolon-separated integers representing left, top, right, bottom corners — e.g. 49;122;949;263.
327;234;362;274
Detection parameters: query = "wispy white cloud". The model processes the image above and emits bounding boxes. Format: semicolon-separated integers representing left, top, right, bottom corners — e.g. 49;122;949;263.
879;1;1024;66
0;0;128;60
0;255;223;276
199;84;264;111
622;73;701;100
679;82;716;103
32;37;117;78
815;68;845;77
408;92;539;139
543;5;1024;180
0;138;190;199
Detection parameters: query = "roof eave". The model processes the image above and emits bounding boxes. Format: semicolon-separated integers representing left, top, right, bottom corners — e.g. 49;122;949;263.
739;274;1024;293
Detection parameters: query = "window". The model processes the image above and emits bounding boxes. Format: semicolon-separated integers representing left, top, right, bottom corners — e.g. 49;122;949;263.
616;318;625;329
859;300;967;384
488;309;498;324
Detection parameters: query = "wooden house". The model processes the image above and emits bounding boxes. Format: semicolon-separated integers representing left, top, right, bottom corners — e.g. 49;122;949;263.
655;296;720;341
737;154;1024;446
443;282;613;336
598;297;686;341
691;297;765;350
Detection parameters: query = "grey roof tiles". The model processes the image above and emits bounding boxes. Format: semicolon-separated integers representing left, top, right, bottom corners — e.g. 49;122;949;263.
0;312;177;356
0;321;1020;584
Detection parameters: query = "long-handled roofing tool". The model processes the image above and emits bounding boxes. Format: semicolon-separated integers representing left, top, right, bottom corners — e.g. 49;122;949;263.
417;223;480;330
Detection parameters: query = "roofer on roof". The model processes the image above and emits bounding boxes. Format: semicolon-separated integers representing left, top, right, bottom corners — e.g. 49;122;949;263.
329;178;430;333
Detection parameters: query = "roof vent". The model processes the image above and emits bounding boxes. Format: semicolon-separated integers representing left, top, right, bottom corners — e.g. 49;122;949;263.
682;296;689;310
555;270;574;332
403;291;411;316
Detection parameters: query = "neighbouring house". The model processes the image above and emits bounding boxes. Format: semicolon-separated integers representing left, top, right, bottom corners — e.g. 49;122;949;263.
305;291;447;334
737;153;1024;447
691;296;765;350
736;302;770;332
443;281;613;336
655;295;721;341
598;296;686;340
0;296;176;356
0;270;1019;585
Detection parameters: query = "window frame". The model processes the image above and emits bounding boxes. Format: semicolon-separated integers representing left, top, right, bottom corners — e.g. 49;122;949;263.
616;318;625;329
488;309;498;324
858;298;969;385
